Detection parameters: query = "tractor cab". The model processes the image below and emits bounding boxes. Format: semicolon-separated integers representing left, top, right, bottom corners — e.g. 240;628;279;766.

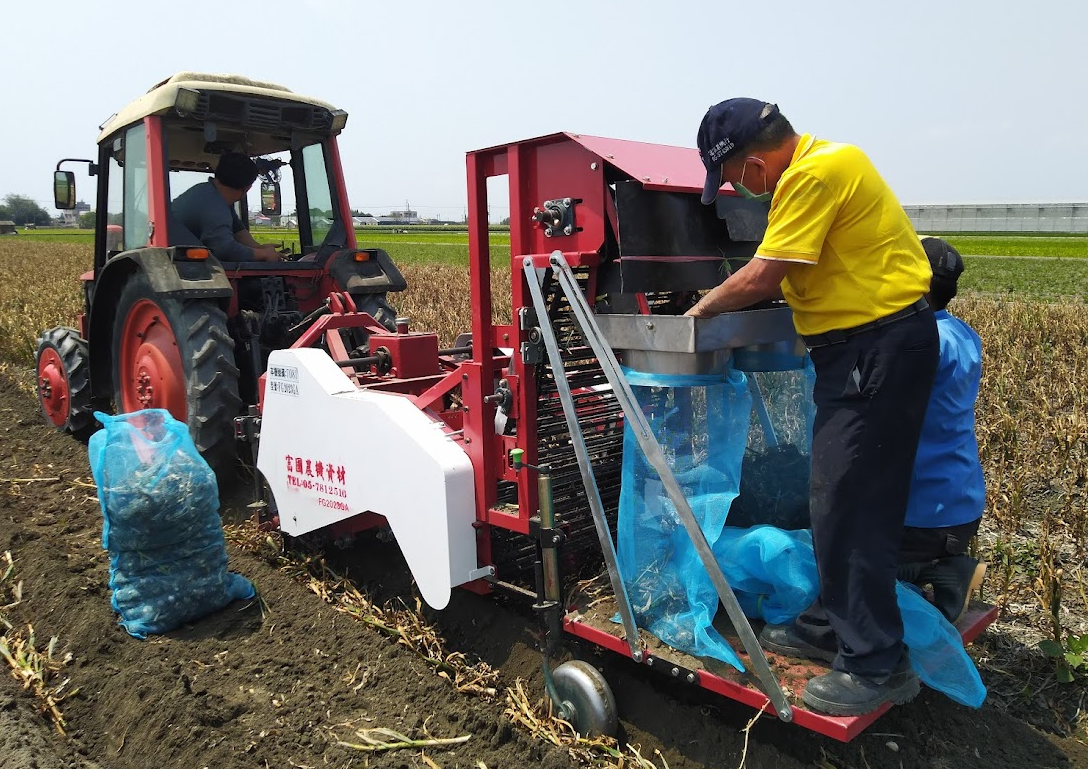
41;73;406;469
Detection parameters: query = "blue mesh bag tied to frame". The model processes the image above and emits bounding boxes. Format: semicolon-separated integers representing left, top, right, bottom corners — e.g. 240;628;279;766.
712;526;819;625
707;529;986;706
897;582;987;708
615;356;986;704
617;367;752;671
89;409;255;639
720;532;985;706
727;363;817;530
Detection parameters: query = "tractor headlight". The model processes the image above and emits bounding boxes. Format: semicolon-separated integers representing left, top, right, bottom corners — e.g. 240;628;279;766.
174;87;200;115
330;109;348;132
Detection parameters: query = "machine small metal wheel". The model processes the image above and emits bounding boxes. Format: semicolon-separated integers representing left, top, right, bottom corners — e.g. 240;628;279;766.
551;660;618;737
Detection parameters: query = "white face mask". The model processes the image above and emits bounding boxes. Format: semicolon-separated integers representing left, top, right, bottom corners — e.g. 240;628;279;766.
734;158;772;202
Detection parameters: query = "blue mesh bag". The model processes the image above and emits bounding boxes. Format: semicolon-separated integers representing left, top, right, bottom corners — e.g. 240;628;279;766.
617;367;752;670
89;409;254;639
897;582;987;708
727;361;817;530
712;526;819;624
713;529;986;706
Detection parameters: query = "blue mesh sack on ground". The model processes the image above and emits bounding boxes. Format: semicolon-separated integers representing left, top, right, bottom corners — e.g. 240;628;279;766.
898;582;987;708
712;526;819;625
617;367;752;671
89;409;254;639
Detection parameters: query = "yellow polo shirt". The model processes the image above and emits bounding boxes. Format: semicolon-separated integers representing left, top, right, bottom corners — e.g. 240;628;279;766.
756;134;931;336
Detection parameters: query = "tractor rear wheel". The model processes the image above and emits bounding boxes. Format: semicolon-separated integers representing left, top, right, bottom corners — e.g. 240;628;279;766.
112;272;241;473
36;327;95;440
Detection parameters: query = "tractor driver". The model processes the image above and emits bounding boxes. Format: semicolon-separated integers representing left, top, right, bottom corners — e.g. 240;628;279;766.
686;98;938;717
172;152;284;262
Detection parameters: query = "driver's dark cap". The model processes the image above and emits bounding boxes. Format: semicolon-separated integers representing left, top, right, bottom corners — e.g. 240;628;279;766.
697;98;780;204
921;236;965;279
215;152;259;190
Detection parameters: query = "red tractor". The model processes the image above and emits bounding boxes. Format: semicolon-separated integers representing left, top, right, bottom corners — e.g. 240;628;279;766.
39;72;405;469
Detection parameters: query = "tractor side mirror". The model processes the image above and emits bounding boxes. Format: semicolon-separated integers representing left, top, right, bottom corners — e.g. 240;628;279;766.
54;171;76;210
260;181;281;217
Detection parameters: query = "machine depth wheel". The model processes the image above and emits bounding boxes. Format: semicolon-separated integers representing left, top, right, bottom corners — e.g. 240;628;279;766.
35;327;95;439
112;273;241;472
552;660;618;737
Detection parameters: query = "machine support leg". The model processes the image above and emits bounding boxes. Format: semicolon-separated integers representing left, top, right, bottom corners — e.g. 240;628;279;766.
522;258;644;662
548;251;793;723
537;471;563;607
529;467;574;721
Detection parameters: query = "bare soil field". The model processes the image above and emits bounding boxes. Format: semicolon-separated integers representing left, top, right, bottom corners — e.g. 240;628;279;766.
2;379;1088;769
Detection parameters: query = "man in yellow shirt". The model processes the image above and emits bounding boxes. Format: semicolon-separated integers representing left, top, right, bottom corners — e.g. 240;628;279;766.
688;98;939;716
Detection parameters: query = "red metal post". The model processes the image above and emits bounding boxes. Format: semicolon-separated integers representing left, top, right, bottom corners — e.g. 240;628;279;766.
507;143;540;526
465;151;499;525
145;117;169;248
327;136;357;250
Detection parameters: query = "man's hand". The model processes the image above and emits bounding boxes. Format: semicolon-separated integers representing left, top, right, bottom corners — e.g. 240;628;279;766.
683;257;792;318
252;244;284;262
684;302;716;319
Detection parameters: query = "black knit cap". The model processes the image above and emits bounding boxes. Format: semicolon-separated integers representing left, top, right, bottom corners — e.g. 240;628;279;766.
215;152;259;190
921;236;965;279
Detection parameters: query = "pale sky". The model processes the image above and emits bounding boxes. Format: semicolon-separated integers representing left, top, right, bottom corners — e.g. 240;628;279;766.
4;0;1086;222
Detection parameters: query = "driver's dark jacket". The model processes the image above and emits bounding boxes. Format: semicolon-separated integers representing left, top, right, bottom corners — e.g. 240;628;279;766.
171;180;254;261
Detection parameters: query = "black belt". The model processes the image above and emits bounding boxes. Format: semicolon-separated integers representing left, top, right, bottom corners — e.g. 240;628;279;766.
802;297;929;348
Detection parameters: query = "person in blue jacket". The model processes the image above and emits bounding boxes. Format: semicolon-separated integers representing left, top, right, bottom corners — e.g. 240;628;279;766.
898;237;986;623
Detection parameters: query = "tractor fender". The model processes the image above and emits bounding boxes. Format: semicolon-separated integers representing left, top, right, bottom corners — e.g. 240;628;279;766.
326;248;408;295
87;248;234;400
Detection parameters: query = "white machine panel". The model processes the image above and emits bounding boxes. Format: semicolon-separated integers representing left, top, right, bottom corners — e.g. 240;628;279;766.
257;348;479;609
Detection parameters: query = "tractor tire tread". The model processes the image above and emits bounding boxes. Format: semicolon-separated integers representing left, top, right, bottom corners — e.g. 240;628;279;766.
178;303;242;470
113;273;242;475
36;327;95;440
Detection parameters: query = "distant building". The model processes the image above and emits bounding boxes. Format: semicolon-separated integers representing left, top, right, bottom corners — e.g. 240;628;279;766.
353;215;379;226
61;200;92;227
904;202;1088;233
378;208;420;225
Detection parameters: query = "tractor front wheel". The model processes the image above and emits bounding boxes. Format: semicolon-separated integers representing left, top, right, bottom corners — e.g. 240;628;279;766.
35;327;95;439
112;273;241;472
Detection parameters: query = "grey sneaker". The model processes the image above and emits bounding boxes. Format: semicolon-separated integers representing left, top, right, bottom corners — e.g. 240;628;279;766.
759;624;837;664
802;657;920;716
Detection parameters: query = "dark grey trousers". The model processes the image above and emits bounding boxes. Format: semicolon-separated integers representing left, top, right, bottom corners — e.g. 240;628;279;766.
900;518;982;563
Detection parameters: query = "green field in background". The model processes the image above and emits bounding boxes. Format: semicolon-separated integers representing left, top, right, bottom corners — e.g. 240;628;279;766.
959;256;1088;300
9;227;508;266
8;229;1088;296
934;235;1088;258
17;228;1088;257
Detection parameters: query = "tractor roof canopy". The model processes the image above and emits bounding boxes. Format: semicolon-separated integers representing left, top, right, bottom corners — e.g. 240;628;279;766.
98;72;347;171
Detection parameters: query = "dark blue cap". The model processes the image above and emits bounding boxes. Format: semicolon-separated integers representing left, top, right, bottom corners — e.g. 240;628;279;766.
697;98;780;204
